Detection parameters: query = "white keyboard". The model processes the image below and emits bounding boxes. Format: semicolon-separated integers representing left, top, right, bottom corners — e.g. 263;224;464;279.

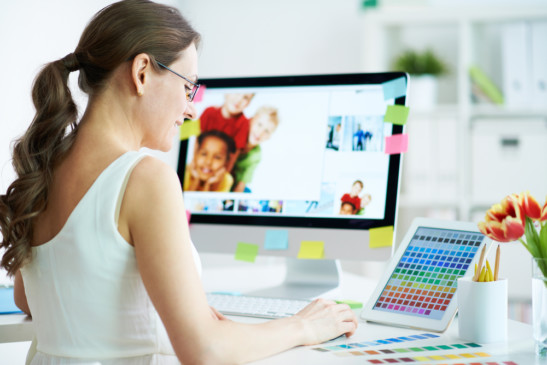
207;293;311;319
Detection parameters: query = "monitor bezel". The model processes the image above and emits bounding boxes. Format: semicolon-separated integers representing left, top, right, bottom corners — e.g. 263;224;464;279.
177;72;407;231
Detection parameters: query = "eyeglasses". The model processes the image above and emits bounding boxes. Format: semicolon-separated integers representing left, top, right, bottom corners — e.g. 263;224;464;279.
157;61;200;102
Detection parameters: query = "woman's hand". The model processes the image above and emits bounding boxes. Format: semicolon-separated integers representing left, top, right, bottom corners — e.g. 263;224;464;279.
293;298;358;346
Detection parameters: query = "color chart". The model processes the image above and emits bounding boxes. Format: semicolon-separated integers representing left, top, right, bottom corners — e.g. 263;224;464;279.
373;227;484;320
312;332;441;352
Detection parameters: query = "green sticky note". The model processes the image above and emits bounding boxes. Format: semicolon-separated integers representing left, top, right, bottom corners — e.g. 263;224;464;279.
297;241;324;259
179;120;201;140
383;104;410;125
335;300;363;309
369;226;394;248
235;242;259;263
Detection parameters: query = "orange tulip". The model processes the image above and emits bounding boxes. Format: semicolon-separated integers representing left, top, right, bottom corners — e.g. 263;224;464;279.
519;191;542;220
478;194;525;242
541;198;547;222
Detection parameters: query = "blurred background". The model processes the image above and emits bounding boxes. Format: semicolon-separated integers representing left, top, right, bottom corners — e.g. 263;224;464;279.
1;0;546;323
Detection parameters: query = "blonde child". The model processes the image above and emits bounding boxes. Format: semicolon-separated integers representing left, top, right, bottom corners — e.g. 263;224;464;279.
231;106;279;192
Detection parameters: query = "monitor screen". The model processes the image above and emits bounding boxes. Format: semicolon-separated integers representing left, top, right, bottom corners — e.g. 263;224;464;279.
177;73;407;261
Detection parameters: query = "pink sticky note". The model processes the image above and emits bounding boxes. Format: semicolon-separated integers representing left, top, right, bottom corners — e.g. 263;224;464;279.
384;134;408;155
193;85;206;103
186;209;191;223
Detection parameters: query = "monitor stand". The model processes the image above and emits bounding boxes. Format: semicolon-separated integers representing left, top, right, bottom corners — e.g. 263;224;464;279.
246;258;341;300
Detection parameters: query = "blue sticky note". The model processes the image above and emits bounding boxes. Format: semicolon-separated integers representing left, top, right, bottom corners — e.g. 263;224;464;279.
382;77;407;100
264;229;289;250
0;287;23;314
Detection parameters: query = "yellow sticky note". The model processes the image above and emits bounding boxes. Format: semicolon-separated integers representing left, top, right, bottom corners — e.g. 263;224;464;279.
234;242;259;263
179;120;201;140
444;354;461;359
369;226;394;248
297;241;324;259
413;356;430;362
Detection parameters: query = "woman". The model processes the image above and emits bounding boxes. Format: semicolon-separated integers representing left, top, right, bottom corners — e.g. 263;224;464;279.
0;0;357;363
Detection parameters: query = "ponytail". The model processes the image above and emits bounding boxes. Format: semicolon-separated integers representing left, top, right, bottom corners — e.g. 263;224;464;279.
0;54;79;276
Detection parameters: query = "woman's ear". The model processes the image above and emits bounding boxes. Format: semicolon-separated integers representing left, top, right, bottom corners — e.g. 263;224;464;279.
131;53;152;96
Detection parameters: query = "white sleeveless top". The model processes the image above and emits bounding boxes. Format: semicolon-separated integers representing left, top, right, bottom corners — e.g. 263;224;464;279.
21;151;201;365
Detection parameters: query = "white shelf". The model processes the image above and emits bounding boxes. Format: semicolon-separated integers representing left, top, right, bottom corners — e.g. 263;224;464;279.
471;105;547;118
398;194;458;208
362;6;547;222
365;6;547;24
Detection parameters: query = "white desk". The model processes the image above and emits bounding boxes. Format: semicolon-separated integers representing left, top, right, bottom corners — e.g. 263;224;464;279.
1;264;545;364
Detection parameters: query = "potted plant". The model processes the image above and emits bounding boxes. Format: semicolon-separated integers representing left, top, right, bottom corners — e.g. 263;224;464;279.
391;49;449;109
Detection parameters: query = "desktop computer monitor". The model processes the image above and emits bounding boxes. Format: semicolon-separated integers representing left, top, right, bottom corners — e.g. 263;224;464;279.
177;72;407;298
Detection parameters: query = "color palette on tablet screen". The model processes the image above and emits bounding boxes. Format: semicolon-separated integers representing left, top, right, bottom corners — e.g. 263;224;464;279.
373;227;484;320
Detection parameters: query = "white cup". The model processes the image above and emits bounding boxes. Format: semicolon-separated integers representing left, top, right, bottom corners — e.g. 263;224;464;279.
457;276;508;344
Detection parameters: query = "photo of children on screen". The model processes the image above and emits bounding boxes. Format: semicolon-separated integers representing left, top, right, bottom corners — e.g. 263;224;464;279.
231;106;280;192
199;93;254;170
183;130;236;192
339;180;372;215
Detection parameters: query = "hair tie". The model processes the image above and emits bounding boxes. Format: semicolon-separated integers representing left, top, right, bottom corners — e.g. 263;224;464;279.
61;53;80;72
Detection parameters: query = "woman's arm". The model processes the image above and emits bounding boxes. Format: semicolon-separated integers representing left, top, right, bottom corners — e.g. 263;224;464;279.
121;157;357;364
14;270;31;316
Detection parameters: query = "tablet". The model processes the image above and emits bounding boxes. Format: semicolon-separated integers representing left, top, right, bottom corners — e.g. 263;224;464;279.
361;217;488;332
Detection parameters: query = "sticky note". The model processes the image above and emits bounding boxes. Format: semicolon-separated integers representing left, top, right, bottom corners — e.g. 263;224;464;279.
297;241;324;259
382;77;407;100
193;85;206;103
235;242;259;263
383;104;410;125
369;226;394;248
385;134;408;154
264;229;289;250
335;300;363;309
185;210;191;223
179;120;201;140
0;288;22;314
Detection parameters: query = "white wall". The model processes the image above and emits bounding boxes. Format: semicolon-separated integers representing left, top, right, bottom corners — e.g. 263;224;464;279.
176;0;364;78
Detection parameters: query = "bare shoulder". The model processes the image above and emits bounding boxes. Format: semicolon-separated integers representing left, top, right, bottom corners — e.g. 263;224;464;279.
118;155;184;244
125;156;183;202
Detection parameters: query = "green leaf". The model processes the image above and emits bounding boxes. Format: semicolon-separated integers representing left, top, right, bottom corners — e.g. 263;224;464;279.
540;224;547;259
524;217;540;258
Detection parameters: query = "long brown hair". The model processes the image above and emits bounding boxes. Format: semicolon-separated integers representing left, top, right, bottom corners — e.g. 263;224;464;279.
0;0;200;276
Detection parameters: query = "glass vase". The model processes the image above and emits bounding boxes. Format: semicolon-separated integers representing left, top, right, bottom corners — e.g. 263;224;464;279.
532;258;547;357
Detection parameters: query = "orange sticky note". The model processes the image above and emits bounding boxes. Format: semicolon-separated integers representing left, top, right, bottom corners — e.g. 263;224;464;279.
193;85;206;102
385;134;408;154
179;120;201;140
297;241;324;259
369;226;394;248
